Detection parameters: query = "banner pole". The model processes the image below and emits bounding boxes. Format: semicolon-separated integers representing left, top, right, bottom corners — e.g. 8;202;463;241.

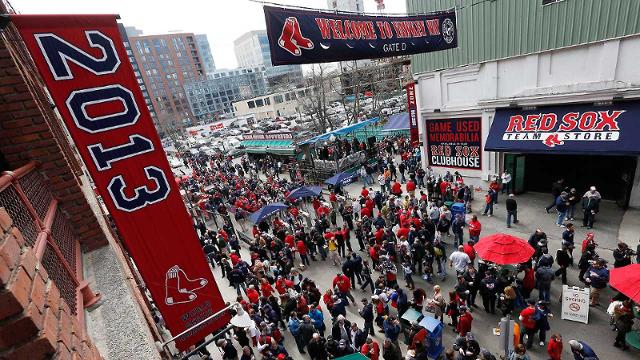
160;302;235;352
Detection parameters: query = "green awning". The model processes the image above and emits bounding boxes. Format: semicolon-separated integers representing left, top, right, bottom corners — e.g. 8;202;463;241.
241;139;293;147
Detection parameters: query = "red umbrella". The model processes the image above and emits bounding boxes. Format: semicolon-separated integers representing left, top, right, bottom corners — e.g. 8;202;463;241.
610;264;640;303
473;233;534;265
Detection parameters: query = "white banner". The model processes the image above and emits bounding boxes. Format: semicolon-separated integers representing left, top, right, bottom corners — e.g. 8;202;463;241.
561;285;590;324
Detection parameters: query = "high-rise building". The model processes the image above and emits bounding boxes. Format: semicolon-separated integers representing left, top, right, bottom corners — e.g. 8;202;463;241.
195;34;216;75
129;32;205;135
233;30;303;89
327;0;364;13
184;66;268;122
117;24;158;129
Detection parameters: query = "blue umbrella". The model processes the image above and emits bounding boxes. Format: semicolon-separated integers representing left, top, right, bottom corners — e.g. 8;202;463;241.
324;172;356;187
248;202;288;224
288;186;322;200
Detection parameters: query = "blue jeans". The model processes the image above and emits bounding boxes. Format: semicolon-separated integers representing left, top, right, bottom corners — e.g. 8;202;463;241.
538;285;550;302
501;182;510;194
454;231;464;246
568;204;576;219
483;203;494;215
470;234;479;242
556;211;567;225
507;210;517;227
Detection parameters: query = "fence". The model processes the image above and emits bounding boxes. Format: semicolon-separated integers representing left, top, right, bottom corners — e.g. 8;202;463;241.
0;162;99;319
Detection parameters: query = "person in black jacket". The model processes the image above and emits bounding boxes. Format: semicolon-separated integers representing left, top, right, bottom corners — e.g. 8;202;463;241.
613;242;634;268
307;333;328;360
545;179;565;213
505;194;518;228
555;246;572;284
359;298;375;336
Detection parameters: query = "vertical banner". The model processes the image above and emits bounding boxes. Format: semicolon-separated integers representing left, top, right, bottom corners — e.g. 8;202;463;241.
11;15;229;350
406;82;419;147
264;5;457;65
425;118;482;169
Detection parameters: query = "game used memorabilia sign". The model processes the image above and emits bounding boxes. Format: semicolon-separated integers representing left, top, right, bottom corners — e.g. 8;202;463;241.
406;82;419;147
243;132;294;140
561;285;590;324
425;118;482;169
12;15;229;350
486;102;640;154
264;5;457;65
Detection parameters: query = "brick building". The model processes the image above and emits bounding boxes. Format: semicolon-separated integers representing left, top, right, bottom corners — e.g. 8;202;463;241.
129;32;206;136
0;3;161;360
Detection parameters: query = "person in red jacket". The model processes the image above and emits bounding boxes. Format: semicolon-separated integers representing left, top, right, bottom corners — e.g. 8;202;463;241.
463;240;476;264
468;215;481;242
296;239;309;266
406;180;416;197
332;272;355;303
361;186;370;198
284;233;296;249
547;333;563;360
361;337;380;360
456;305;473;336
391;181;402;196
246;285;260;304
260;278;274;298
519;299;538;349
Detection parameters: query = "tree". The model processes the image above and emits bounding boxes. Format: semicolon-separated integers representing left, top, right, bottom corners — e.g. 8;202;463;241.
299;64;335;133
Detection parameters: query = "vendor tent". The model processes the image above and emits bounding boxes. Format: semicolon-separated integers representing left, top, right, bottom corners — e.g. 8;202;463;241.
288;186;322;200
299;117;380;145
324;172;357;187
248;202;288;224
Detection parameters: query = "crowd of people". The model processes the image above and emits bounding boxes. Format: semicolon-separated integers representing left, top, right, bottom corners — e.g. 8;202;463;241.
169;136;639;360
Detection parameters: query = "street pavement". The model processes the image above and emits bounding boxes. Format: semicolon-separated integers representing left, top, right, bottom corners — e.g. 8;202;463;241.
200;171;639;360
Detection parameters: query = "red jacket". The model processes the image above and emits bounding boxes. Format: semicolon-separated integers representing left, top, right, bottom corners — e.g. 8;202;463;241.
361;188;369;198
391;182;402;194
296;240;307;255
463;244;475;261
519;306;537;329
246;288;260;304
468;220;481;237
361;341;379;360
333;275;351;293
547;338;563;360
406;181;416;192
456;312;473;336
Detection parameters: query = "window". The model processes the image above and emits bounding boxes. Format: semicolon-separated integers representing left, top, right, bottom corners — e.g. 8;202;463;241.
274;95;283;104
248;101;255;108
264;97;271;105
256;99;264;107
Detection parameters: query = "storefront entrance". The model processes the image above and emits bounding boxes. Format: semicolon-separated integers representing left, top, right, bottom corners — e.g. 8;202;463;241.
505;153;637;208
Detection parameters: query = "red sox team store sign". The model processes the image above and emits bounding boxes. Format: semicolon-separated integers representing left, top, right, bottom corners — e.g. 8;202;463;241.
11;15;229;350
486;102;640;155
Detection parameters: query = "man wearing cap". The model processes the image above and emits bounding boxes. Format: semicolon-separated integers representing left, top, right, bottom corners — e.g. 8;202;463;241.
569;339;599;360
585;259;609;307
307;333;328;360
582;186;600;229
383;315;402;346
519;299;538;349
331;314;352;344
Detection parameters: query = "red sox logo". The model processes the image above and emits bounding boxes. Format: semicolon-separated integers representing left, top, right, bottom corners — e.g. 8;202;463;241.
278;17;314;56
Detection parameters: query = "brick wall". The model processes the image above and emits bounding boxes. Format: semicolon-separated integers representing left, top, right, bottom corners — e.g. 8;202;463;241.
0;23;107;250
0;207;102;359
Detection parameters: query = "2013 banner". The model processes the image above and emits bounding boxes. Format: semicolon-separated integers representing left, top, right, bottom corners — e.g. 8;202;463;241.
426;118;482;170
406;82;419;147
264;5;457;65
11;15;229;350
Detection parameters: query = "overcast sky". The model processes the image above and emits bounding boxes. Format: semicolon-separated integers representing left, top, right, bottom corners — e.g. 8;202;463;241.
10;0;407;69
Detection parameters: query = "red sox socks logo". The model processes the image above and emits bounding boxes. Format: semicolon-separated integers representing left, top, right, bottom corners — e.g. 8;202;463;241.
165;265;208;305
278;17;314;56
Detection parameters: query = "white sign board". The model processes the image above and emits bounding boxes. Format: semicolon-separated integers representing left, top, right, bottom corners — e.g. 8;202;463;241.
561;285;590;324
